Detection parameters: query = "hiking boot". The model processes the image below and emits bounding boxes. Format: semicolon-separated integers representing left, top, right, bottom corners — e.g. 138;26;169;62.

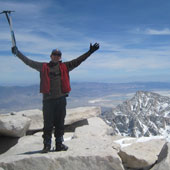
41;145;51;153
55;143;68;152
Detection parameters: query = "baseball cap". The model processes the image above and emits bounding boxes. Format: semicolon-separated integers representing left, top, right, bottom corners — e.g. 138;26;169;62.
51;49;62;56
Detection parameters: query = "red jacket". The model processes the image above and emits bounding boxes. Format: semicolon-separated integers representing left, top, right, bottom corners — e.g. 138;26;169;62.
40;62;71;94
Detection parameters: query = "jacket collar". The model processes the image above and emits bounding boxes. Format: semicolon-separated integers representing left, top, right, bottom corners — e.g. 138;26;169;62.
48;61;61;67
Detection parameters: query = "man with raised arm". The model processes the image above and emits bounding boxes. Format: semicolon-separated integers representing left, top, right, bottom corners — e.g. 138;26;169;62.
12;43;99;153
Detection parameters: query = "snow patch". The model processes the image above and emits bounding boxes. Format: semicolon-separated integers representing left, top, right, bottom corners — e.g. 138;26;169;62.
64;136;73;141
114;136;165;148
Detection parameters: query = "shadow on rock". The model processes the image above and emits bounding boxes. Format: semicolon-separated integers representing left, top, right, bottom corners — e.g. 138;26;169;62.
26;119;89;136
65;119;88;132
18;150;43;155
0;136;19;154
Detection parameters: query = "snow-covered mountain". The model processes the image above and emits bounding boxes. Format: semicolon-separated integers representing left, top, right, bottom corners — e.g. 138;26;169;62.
101;91;170;137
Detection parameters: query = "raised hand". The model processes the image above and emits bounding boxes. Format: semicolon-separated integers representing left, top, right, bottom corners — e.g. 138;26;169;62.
11;46;18;55
89;43;100;53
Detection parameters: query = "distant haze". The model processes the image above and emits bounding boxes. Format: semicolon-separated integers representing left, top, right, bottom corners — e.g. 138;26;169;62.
1;82;170;114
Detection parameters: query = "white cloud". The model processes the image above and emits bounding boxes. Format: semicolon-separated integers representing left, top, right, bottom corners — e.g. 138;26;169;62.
145;28;170;35
134;27;170;35
81;47;170;72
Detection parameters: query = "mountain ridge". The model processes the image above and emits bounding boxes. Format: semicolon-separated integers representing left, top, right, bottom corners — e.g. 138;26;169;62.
101;91;170;138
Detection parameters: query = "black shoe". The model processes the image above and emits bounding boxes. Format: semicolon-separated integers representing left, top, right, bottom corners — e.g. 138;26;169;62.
41;146;51;153
55;143;68;152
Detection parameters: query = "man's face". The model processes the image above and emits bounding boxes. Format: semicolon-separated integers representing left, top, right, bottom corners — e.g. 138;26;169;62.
51;54;61;62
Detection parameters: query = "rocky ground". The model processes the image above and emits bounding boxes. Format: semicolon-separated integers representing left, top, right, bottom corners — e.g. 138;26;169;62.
0;107;169;170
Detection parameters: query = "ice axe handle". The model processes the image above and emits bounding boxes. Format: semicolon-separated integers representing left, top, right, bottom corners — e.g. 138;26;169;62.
11;31;16;47
4;12;17;47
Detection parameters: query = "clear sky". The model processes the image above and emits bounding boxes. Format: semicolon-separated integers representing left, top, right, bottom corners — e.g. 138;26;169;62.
1;0;170;85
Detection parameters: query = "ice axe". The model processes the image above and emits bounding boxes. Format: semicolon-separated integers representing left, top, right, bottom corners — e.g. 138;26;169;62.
0;10;16;47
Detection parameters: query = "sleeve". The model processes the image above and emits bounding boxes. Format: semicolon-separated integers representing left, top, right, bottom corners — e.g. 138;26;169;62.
64;51;92;71
16;50;43;72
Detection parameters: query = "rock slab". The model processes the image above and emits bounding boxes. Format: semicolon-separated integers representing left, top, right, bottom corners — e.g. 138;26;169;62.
118;138;166;169
12;107;101;131
17;109;43;131
65;106;101;125
151;142;170;170
0;115;31;137
0;117;124;170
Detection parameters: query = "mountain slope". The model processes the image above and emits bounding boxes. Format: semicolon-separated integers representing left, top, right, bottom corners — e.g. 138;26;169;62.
102;91;170;137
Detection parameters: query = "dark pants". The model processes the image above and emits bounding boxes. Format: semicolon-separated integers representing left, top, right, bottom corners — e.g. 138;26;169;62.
42;96;67;147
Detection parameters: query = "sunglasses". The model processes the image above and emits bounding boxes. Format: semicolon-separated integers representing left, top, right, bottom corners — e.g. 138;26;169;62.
52;53;61;56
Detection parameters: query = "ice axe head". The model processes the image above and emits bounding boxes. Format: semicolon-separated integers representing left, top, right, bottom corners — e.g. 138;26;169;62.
0;10;17;47
0;10;15;14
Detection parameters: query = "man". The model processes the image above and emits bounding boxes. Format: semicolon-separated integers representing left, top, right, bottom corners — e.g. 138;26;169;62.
12;43;99;153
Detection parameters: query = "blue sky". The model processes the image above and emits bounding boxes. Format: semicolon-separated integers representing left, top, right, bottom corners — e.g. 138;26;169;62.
1;0;170;85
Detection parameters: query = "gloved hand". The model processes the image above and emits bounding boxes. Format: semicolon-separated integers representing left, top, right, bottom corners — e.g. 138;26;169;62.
89;43;100;53
11;46;18;55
